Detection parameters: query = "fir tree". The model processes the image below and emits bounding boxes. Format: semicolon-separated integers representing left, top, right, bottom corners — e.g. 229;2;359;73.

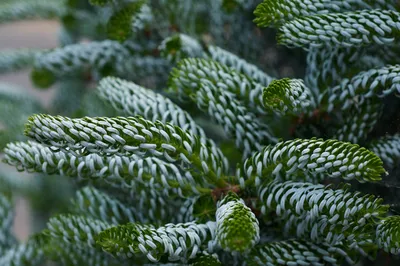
1;0;400;265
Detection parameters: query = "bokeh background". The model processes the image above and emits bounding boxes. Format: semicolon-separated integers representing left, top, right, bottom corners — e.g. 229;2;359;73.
0;20;59;241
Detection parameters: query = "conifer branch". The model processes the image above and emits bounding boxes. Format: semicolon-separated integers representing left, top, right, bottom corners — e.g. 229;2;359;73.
369;134;400;169
240;138;385;187
246;239;359;266
194;80;275;158
114;56;171;88
0;49;44;74
1;1;400;264
44;240;123;266
96;222;216;262
127;190;190;225
45;214;111;250
376;216;400;255
372;42;400;65
357;55;386;70
0;192;16;254
106;0;152;42
70;187;137;225
24;115;229;186
207;46;274;87
31;40;134;87
215;192;259;253
333;98;382;144
170;58;269;115
161;34;274;86
258;181;387;246
40;214;119;265
159;34;206;64
254;0;398;27
305;46;364;93
97;77;208;140
3;141;213;197
0;239;44;266
326;65;400;112
263;78;316;115
278;10;400;48
0;0;65;24
188;251;221;265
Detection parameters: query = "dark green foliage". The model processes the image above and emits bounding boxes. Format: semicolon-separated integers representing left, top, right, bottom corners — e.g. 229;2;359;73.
30;68;56;89
106;0;147;42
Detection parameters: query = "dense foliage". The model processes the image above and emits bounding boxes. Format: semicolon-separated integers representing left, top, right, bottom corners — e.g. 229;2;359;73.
1;0;400;265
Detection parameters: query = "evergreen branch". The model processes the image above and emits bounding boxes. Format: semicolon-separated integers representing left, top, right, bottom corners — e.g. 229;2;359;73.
0;0;65;24
0;239;44;266
240;138;385;187
246;239;360;266
0;192;16;254
371;42;400;65
71;187;137;225
160;34;274;86
46;214;111;249
3;141;212;197
169;58;268;115
130;4;152;33
107;1;151;42
159;34;206;64
215;192;259;253
194;80;276;158
24;115;229;186
326;65;400;112
4;142;193;225
263;78;316;115
175;197;197;223
207;46;274;87
376;216;400;254
258;181;386;248
31;40;133;87
44;240;123;266
126;190;189;225
0;49;43;73
259;181;387;228
278;10;400;48
96;222;216;262
188;251;221;265
369;134;400;169
97;77;208;140
356;55;386;70
254;0;398;27
0;193;12;233
333;98;382;144
114;56;171;88
41;214;121;265
304;46;364;93
97;77;225;164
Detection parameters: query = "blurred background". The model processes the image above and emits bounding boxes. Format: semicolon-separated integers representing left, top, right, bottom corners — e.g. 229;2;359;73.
0;19;59;241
